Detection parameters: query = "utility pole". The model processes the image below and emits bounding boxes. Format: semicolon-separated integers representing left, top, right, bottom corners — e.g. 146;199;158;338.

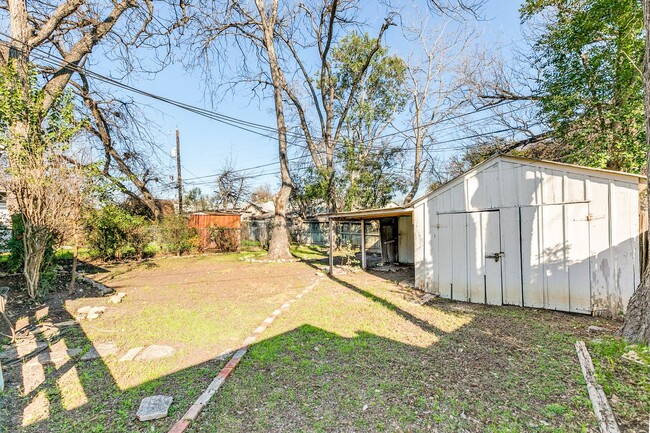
176;128;183;215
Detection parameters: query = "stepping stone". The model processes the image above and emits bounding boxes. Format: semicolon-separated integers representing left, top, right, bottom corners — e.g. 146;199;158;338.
588;325;607;332
622;350;647;366
15;317;29;330
54;320;78;328
81;343;118;360
86;306;107;320
134;345;175;361
0;342;48;360
120;347;144;362
25;349;83;366
35;307;49;320
77;306;93;315
415;293;436;306
109;292;127;304
136;395;173;421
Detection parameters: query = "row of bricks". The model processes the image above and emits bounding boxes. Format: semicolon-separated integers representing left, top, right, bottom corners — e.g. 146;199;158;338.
167;278;322;433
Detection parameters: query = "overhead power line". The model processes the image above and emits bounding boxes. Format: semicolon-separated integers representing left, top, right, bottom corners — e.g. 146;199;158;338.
0;31;530;151
0;32;537;183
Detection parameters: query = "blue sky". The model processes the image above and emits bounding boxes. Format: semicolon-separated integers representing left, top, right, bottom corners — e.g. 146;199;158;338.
95;0;525;199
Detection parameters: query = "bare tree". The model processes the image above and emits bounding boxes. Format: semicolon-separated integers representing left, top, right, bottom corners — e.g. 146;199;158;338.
215;159;251;210
70;73;168;219
186;0;306;259
1;0;184;293
399;23;478;204
427;0;486;18
1;0;186;220
250;184;274;203
274;1;396;212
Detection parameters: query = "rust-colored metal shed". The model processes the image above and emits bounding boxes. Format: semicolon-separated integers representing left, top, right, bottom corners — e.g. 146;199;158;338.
188;212;242;251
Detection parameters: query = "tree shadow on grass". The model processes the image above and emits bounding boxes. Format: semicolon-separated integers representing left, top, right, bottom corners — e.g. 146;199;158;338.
0;259;603;433
187;320;598;433
299;258;446;336
0;258;216;433
0;296;227;433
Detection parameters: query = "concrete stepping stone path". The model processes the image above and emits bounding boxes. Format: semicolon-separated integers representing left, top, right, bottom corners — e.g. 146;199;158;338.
168;276;324;433
134;345;175;361
0;341;48;361
80;342;118;360
119;347;144;362
109;292;127;304
76;305;107;320
25;349;82;367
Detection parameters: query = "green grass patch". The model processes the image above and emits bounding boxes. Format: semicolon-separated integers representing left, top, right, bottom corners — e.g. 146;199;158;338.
290;244;327;260
589;337;650;430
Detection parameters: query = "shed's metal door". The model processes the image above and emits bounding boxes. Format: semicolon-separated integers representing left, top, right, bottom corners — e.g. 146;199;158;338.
481;211;503;305
436;211;502;305
521;203;592;313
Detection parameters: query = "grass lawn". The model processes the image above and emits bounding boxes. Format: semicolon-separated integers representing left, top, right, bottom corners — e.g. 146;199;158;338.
190;266;610;433
588;338;650;432
1;249;644;432
0;253;319;432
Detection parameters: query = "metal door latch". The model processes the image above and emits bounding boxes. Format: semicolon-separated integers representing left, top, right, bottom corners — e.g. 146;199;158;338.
485;252;504;262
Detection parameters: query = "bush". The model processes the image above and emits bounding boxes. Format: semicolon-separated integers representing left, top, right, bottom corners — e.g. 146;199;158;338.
160;215;198;256
85;205;151;261
207;226;240;252
5;214;58;289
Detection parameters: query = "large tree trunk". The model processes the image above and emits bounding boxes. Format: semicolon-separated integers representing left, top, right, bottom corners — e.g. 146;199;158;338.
268;182;293;259
259;0;294;260
22;223;48;299
622;0;650;344
623;266;650;343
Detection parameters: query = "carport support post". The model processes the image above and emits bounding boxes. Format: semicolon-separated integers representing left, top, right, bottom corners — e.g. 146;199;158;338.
361;219;367;270
329;218;334;275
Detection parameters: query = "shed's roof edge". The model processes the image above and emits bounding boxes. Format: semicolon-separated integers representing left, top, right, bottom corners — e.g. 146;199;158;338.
318;207;413;220
408;154;646;206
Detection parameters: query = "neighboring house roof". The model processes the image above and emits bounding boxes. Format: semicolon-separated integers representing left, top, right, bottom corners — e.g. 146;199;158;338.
243;200;275;214
408;154;647;207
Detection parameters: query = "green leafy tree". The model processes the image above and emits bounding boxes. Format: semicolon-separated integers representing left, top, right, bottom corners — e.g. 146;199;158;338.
297;32;408;212
0;64;84;297
339;145;406;210
332;32;408;139
521;0;645;172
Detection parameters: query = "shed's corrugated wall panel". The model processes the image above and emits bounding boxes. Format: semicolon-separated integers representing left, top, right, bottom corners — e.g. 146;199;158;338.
413;158;641;315
588;178;613;314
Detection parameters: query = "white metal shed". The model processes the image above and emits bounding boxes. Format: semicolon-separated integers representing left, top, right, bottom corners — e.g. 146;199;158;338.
412;155;645;316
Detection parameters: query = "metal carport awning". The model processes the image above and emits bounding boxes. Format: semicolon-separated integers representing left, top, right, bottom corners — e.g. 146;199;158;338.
319;206;413;274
